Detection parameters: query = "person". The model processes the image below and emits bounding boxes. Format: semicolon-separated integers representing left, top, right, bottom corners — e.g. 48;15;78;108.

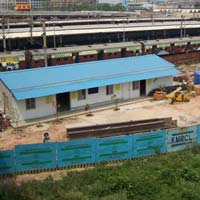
43;132;51;143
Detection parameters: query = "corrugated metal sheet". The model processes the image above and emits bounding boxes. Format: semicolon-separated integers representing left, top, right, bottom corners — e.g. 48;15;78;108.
0;150;15;174
1;124;200;175
57;139;96;167
167;126;197;152
197;124;200;144
133;130;166;158
15;143;57;172
0;55;179;100
96;135;132;162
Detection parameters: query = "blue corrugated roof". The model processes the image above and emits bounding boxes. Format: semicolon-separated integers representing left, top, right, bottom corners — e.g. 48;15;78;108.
0;54;179;100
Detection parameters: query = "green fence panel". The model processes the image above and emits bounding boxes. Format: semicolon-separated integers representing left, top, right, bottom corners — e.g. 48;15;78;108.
15;142;57;172
96;135;132;162
0;150;14;174
57;138;96;167
197;124;200;144
133;130;166;157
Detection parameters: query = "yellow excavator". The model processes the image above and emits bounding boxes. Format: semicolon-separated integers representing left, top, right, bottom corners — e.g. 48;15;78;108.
165;87;191;104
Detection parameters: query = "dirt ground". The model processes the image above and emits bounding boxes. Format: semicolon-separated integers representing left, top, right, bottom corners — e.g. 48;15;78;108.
0;63;200;150
0;95;200;151
176;63;200;73
0;64;200;183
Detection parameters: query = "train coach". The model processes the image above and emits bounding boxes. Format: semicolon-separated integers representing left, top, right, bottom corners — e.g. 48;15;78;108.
0;51;25;71
141;37;200;55
1;36;200;71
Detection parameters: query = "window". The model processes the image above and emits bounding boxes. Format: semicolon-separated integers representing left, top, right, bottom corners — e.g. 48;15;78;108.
88;87;99;94
26;98;36;110
78;89;86;100
90;55;94;58
132;81;140;90
106;85;114;95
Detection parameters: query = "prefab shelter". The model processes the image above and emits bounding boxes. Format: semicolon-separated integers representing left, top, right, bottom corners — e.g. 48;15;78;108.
0;54;179;121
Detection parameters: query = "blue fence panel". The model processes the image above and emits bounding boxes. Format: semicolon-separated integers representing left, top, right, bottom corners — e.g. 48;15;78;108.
15;142;57;172
197;124;200;144
167;126;197;152
57;138;96;167
96;135;132;162
133;130;166;158
0;150;14;174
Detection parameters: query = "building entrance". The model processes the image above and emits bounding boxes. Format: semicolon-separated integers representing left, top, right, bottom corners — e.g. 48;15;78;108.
140;80;146;96
56;92;70;112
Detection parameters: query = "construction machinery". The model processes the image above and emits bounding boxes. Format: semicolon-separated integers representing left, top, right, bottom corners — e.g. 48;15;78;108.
165;87;191;104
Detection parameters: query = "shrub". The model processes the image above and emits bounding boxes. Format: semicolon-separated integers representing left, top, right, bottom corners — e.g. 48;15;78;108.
179;167;200;182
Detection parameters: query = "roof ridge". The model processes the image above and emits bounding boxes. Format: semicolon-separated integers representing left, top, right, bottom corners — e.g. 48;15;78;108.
0;54;159;75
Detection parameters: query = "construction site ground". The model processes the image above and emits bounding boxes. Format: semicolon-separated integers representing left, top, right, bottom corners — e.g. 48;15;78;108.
0;63;200;150
0;95;200;151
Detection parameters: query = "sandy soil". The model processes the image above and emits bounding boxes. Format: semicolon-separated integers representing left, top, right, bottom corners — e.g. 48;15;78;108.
0;63;200;150
0;95;200;151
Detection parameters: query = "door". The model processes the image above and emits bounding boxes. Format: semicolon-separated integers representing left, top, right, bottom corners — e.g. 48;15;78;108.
140;80;146;96
56;92;70;112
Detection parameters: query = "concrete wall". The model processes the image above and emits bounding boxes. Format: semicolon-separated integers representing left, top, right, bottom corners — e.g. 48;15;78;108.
70;82;141;109
0;81;18;117
16;95;57;120
0;75;173;121
70;84;123;109
146;76;173;95
122;82;140;100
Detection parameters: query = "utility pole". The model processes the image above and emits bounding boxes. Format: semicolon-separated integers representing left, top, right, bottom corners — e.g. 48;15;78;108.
7;18;11;50
123;20;126;42
42;20;48;67
29;21;34;45
2;19;6;52
53;23;56;49
183;16;186;37
123;25;125;42
180;15;183;38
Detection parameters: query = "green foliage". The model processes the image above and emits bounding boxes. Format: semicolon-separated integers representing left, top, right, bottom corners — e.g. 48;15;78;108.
159;168;176;186
179;167;200;182
190;143;200;154
2;150;200;199
181;189;200;200
59;3;126;11
97;3;126;11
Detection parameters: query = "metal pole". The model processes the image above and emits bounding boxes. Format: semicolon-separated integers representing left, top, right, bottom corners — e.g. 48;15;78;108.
123;22;125;42
53;24;56;49
7;18;11;50
183;16;186;37
42;21;48;67
2;21;6;52
30;22;33;45
180;15;183;38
